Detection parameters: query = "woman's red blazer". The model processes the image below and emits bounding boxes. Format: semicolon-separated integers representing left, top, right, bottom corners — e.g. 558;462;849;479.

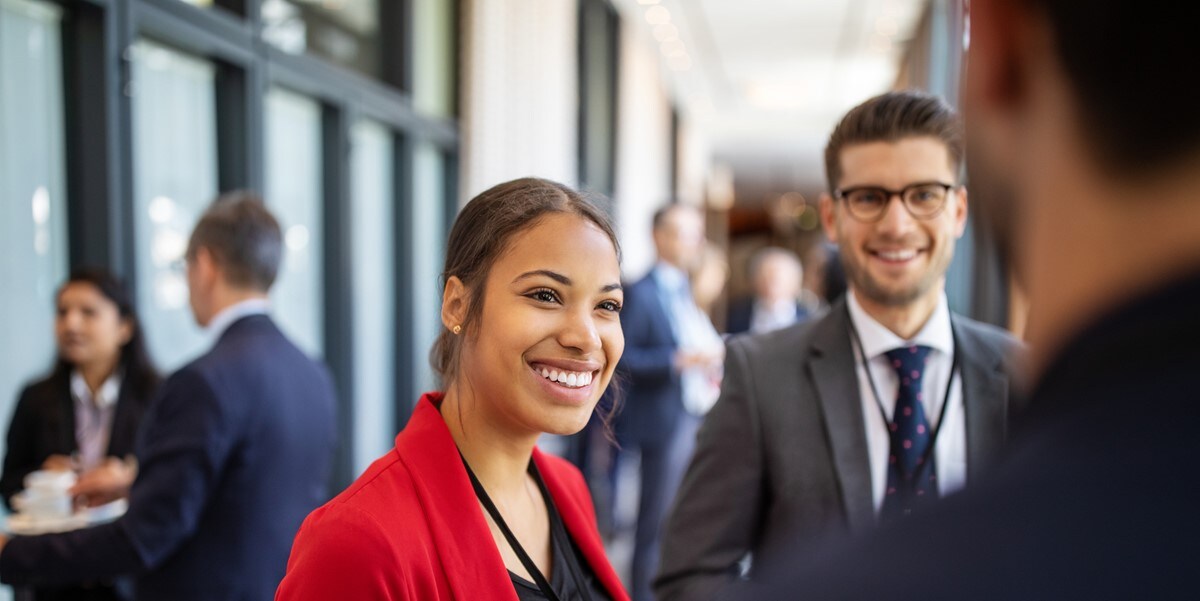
276;392;629;601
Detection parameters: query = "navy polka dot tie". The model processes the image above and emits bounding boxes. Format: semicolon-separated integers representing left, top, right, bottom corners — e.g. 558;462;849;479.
880;344;937;522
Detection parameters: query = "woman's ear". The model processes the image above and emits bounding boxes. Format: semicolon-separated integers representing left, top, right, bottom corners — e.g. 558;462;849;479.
118;319;135;347
441;276;468;334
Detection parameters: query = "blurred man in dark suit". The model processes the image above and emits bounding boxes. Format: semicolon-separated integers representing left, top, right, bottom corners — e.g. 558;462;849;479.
0;193;338;601
725;247;809;335
724;1;1200;598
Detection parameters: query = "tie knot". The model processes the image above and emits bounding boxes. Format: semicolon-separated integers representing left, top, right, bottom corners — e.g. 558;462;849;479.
884;345;933;382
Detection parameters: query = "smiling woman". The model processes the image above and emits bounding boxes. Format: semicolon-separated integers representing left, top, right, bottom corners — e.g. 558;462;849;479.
278;178;630;601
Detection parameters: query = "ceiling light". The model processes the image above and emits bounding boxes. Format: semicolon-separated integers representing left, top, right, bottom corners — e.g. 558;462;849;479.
668;54;692;71
645;6;671;25
637;0;660;4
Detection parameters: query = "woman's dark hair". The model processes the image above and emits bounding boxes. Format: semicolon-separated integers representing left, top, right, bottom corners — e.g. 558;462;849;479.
52;268;160;400
430;177;623;427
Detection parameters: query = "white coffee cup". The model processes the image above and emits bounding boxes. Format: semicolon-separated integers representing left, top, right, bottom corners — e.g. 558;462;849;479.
15;470;77;520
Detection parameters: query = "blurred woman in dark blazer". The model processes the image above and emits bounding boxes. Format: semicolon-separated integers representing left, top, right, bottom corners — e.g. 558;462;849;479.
1;268;159;601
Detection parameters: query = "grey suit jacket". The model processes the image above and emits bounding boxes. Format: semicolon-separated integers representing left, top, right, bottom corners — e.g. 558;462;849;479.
655;299;1025;601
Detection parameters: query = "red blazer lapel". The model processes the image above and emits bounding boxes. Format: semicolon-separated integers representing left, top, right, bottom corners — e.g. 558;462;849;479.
394;394;518;601
534;449;631;601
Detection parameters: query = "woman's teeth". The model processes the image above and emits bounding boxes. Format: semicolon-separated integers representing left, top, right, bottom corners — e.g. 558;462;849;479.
539;368;593;388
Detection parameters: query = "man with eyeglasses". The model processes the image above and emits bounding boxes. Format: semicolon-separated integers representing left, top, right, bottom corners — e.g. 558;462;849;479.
655;90;1026;601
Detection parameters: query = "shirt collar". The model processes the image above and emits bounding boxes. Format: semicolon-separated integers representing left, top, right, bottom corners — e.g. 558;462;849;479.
70;369;122;409
653;261;689;293
205;298;271;340
846;289;953;359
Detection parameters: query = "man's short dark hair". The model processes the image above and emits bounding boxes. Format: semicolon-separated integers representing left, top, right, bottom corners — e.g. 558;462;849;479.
824;90;963;194
1026;0;1200;172
186;191;282;292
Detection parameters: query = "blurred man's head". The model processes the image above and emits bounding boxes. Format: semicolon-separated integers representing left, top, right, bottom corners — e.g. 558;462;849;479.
967;0;1200;366
653;204;705;271
820;91;968;318
185;191;282;326
750;247;803;305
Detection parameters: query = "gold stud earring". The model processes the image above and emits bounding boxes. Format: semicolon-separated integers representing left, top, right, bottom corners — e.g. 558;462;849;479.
452;325;461;335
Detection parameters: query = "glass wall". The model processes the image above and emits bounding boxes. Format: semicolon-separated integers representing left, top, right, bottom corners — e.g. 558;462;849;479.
262;0;382;80
0;0;458;491
412;0;455;118
130;40;218;370
349;119;395;475
409;143;448;398
265;87;324;358
0;1;68;531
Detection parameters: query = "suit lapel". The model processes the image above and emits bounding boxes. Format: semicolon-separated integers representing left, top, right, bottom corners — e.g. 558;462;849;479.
809;303;876;531
954;318;1010;474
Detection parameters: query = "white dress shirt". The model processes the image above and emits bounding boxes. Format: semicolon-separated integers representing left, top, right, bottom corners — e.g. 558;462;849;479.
749;298;800;334
70;369;122;471
846;291;966;512
652;263;724;415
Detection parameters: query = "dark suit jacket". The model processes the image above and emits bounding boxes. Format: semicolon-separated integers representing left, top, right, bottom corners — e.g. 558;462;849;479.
656;299;1025;601
725;298;808;335
1;372;151;508
614;272;685;446
0;315;338;601
724;274;1200;601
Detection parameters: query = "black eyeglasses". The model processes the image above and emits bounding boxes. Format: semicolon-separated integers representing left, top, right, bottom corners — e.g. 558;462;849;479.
834;182;957;222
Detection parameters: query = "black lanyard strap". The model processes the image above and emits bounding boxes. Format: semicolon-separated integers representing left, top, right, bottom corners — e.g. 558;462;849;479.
461;456;569;601
846;306;961;484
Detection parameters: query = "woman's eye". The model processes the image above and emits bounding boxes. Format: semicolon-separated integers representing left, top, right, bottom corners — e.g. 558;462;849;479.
598;300;622;313
530;289;559;303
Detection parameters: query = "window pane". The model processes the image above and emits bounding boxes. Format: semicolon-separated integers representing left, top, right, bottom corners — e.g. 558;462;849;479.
262;0;381;80
350;119;394;474
131;40;218;371
409;143;447;397
265;88;324;358
0;0;68;529
413;0;454;117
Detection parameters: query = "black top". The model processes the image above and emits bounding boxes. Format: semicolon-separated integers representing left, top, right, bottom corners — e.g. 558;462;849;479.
1;370;152;509
508;465;611;601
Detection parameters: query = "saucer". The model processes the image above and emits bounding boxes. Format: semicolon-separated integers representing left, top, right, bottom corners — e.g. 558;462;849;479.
6;513;88;535
5;499;128;535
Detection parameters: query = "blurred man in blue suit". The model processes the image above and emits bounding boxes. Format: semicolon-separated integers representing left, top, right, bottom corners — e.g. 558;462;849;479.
615;203;723;601
0;192;338;601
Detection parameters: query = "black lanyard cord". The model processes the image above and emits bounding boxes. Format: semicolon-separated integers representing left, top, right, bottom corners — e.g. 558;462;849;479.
461;455;598;601
846;306;961;484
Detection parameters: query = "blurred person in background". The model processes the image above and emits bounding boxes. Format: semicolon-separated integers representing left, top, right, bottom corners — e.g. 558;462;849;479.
690;242;730;323
613;204;722;601
1;268;159;601
0;192;338;601
802;242;847;310
277;178;629;600
656;91;1025;601
726;0;1200;598
725;247;809;335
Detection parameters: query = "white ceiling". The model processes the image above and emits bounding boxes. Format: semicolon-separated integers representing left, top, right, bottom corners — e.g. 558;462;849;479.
613;0;927;196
